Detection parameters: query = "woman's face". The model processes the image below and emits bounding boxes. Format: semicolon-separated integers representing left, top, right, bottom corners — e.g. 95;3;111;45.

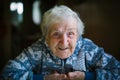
46;18;78;59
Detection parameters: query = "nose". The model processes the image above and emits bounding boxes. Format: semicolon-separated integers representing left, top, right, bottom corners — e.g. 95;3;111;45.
60;34;69;46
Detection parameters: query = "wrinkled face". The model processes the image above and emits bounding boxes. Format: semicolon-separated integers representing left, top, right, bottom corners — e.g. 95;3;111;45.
46;18;78;59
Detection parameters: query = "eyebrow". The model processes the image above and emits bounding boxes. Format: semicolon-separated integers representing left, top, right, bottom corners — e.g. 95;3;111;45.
52;28;76;32
68;28;76;30
67;28;76;30
49;27;77;34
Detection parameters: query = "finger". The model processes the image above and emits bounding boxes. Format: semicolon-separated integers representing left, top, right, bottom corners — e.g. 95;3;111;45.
44;73;60;80
54;70;58;73
67;72;79;80
60;74;67;79
67;71;85;80
67;72;75;77
55;73;67;80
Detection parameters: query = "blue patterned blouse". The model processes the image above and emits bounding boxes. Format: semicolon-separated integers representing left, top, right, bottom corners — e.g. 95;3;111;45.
1;36;120;80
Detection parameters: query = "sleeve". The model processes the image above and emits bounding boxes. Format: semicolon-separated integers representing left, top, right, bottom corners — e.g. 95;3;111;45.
1;45;43;80
83;38;120;80
85;72;96;80
33;74;44;80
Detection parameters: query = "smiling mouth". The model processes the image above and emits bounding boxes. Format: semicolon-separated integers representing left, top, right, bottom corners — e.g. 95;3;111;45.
58;47;68;50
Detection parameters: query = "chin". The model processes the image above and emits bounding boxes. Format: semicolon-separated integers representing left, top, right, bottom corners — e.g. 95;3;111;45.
58;54;71;59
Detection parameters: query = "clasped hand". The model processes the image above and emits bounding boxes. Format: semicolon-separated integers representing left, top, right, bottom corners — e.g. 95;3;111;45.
44;71;85;80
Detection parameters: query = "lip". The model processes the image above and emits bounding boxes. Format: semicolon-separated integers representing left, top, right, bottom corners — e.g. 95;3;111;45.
58;47;69;51
58;47;68;50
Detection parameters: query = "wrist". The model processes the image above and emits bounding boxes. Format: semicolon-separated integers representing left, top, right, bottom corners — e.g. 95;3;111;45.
75;71;85;80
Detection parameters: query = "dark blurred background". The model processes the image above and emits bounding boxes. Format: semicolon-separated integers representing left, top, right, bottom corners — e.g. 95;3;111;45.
0;0;120;72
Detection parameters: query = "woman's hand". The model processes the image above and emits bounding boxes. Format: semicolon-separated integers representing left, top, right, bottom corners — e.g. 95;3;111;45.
44;72;67;80
44;71;85;80
66;71;85;80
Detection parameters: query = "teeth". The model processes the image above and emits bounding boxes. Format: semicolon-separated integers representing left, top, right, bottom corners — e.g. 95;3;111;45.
59;47;67;50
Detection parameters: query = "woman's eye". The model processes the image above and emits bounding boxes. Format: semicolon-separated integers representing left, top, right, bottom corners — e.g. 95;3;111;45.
68;32;74;37
52;32;60;38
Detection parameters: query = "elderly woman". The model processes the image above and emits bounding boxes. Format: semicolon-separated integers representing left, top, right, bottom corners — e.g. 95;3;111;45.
1;5;120;80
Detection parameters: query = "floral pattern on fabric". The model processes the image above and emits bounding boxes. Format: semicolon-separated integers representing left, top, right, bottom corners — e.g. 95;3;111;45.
1;36;120;80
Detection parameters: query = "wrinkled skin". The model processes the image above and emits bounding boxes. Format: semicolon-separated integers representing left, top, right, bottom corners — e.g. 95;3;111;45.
45;18;84;80
44;71;85;80
46;17;78;59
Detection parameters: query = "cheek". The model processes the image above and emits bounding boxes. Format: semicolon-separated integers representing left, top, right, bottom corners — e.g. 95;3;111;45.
48;39;58;49
71;42;76;51
71;37;77;46
70;38;77;51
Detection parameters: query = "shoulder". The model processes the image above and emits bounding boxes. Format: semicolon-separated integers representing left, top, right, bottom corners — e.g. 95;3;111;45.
27;38;49;53
75;36;99;54
80;37;98;50
80;36;104;56
22;38;48;59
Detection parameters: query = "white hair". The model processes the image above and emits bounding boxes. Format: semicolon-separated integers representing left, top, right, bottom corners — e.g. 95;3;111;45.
40;5;84;37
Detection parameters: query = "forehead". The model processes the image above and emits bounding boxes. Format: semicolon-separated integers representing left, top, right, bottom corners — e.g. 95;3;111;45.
49;18;77;31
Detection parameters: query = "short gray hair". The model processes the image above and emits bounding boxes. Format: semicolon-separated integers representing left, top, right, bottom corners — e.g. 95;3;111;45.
40;5;84;37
